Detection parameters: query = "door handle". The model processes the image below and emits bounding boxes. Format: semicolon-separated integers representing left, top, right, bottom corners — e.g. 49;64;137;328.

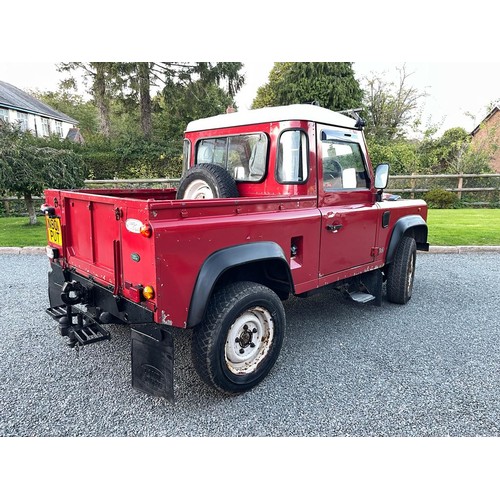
326;224;343;232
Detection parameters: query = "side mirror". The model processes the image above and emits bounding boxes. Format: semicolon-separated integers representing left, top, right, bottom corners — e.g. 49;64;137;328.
374;163;389;190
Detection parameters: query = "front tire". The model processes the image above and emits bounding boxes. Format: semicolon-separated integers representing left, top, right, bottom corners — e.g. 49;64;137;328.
191;282;285;394
386;235;417;304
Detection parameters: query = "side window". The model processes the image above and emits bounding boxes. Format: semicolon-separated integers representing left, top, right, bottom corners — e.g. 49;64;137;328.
322;139;369;190
276;130;308;184
182;139;191;174
195;133;267;182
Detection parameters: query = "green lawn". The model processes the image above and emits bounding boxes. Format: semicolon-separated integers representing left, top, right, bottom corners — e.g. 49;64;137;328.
427;209;500;246
1;209;499;247
0;217;48;247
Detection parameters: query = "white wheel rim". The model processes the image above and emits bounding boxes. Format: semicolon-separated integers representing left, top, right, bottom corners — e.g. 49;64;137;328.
225;306;274;375
184;179;215;199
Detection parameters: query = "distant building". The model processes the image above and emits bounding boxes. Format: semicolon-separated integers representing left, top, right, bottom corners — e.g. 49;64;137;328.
0;80;82;141
470;104;500;173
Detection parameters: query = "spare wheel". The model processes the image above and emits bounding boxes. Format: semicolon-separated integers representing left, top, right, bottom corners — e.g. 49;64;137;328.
176;163;239;200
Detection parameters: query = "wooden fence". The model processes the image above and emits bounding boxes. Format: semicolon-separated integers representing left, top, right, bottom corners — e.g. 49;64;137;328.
2;173;499;215
386;173;500;201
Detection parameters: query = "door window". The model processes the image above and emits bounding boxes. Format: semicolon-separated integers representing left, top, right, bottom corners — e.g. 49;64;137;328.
321;139;369;191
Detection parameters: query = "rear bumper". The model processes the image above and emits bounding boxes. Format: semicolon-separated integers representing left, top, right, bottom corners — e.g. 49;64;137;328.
48;261;154;324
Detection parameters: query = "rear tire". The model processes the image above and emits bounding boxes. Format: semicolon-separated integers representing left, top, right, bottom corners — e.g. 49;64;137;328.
176;163;239;200
191;282;285;394
386;235;417;304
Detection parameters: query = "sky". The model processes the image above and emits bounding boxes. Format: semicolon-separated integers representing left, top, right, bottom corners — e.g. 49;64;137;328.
1;61;498;137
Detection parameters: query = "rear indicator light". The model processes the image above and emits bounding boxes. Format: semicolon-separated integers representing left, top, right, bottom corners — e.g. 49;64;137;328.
140;223;152;238
142;285;155;300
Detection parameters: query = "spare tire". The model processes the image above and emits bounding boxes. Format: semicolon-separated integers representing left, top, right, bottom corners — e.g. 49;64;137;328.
176;163;239;200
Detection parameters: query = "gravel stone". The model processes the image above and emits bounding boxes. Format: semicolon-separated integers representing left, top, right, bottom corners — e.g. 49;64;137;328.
0;253;499;436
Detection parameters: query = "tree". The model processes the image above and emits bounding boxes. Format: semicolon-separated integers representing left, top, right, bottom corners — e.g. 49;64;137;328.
0;122;85;224
155;79;235;140
58;62;121;138
362;65;428;143
252;62;363;111
59;62;245;140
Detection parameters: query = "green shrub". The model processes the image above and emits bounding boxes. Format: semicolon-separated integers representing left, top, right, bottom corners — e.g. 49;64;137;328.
424;188;459;209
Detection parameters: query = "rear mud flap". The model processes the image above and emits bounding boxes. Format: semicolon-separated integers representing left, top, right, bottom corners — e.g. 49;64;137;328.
131;324;174;402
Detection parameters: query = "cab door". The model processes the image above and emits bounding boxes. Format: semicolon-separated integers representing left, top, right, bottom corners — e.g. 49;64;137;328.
318;128;378;277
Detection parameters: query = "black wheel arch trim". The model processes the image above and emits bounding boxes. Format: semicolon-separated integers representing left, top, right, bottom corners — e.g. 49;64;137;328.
386;215;429;264
187;242;293;328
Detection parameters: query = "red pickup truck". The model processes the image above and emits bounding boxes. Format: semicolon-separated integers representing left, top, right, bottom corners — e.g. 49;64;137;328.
43;104;429;401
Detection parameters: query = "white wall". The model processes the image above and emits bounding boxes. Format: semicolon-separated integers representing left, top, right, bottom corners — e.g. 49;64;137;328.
1;107;76;139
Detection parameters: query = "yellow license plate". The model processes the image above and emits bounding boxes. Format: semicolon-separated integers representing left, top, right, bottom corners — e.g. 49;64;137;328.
46;216;62;246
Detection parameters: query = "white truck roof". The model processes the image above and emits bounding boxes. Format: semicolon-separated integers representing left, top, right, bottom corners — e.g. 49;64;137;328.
185;104;358;132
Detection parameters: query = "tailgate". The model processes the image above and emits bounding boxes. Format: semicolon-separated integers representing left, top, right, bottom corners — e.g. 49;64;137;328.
45;188;165;313
64;194;123;287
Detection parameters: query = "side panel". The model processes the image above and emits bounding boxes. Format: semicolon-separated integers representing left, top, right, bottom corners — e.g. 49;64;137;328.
152;206;322;327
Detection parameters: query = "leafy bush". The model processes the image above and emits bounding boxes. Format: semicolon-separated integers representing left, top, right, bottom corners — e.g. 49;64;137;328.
424;188;459;209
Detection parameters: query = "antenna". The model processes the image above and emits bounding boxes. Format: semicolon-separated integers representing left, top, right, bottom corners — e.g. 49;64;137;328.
338;108;366;130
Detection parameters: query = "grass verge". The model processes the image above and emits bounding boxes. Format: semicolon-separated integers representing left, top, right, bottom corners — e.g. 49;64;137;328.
0;217;47;247
0;209;499;248
427;209;500;246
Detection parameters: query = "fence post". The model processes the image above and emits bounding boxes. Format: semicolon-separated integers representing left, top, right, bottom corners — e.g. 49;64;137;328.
3;200;10;216
410;172;416;199
457;173;463;200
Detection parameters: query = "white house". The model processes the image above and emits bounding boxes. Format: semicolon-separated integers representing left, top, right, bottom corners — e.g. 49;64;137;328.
0;80;81;141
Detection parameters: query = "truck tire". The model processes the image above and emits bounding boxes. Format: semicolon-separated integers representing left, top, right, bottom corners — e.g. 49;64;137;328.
386;235;417;304
176;163;239;200
191;281;285;394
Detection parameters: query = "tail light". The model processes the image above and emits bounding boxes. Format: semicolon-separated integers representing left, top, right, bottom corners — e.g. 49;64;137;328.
140;223;152;238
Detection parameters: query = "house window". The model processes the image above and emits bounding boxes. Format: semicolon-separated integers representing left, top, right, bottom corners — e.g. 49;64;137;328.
55;121;63;138
16;112;29;132
0;108;9;122
41;117;51;136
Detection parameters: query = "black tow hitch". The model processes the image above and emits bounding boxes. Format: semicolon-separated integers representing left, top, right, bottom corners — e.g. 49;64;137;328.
46;304;111;348
46;280;110;348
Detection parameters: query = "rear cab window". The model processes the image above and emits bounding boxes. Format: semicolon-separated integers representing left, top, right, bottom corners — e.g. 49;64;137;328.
196;133;268;182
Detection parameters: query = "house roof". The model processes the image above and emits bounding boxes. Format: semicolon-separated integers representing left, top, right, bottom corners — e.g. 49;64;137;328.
471;104;500;136
0;80;78;124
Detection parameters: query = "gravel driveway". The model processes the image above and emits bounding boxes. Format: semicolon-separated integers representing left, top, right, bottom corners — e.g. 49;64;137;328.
1;252;499;437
